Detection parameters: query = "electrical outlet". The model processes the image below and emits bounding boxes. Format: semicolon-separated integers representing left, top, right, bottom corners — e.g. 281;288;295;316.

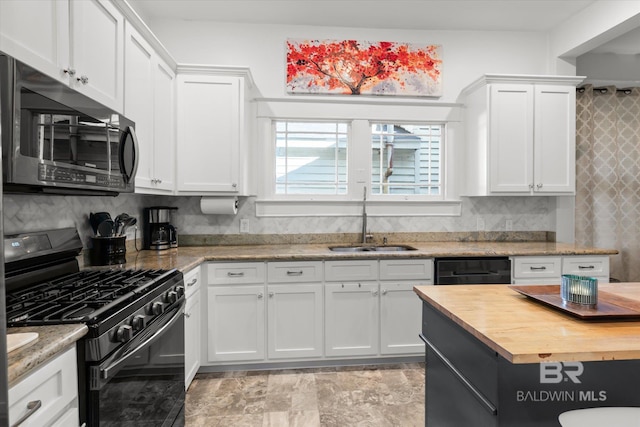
477;217;485;231
505;219;513;231
240;218;250;234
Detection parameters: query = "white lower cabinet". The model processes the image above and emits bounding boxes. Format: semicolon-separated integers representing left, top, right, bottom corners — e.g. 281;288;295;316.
203;258;430;367
9;346;79;427
206;284;266;362
379;259;432;355
184;266;201;389
511;255;610;284
266;261;324;360
205;263;267;364
267;283;323;359
325;282;379;357
380;282;425;355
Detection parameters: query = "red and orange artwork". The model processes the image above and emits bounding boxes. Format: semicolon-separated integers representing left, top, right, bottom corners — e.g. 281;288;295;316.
286;39;442;97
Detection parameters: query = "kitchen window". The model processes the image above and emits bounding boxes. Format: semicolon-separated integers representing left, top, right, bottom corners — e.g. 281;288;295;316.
371;123;442;196
257;118;456;217
275;121;348;195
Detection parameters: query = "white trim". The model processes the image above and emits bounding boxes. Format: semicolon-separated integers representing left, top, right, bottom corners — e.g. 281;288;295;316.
255;199;461;217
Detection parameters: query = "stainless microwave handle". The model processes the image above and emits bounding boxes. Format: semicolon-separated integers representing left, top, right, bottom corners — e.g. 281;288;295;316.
100;303;184;380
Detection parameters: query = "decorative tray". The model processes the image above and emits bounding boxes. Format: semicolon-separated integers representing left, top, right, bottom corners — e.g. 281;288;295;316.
508;285;640;319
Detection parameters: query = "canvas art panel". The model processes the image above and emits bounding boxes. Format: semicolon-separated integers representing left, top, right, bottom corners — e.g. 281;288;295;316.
286;39;443;97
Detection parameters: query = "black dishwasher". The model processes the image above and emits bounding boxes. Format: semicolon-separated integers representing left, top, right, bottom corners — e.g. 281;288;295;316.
434;257;511;285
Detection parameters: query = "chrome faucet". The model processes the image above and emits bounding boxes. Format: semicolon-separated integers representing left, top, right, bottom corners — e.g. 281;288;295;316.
361;187;368;244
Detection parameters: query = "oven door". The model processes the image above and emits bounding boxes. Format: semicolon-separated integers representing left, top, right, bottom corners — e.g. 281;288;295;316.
86;301;185;427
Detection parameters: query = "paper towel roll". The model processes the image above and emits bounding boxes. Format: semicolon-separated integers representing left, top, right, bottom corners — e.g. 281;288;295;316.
200;197;239;215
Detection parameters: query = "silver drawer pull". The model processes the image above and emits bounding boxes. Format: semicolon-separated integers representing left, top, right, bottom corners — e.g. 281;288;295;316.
286;270;304;276
227;272;245;277
529;266;547;270
12;400;42;427
578;265;595;270
187;277;198;286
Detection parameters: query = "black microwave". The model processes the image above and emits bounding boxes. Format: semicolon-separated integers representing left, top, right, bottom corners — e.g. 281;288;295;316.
0;53;138;195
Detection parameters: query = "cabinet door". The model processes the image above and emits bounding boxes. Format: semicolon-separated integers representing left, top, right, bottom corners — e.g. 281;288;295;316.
177;75;240;193
124;22;154;189
380;282;425;355
9;347;78;427
533;85;576;193
207;285;265;362
267;283;323;359
152;58;176;191
489;84;534;193
325;282;379;357
0;0;69;82
69;0;124;111
185;288;201;389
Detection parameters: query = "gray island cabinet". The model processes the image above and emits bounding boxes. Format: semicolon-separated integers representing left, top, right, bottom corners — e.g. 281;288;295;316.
414;284;640;426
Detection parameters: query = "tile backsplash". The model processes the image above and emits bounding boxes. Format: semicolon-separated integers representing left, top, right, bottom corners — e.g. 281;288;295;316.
3;193;553;248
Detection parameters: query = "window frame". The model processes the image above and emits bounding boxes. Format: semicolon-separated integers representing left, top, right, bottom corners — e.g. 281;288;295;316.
255;116;460;218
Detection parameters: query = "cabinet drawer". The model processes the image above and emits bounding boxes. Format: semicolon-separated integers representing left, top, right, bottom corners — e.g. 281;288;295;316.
9;346;78;427
512;256;562;279
380;259;433;281
267;261;323;283
324;260;378;282
183;266;201;298
562;256;609;279
207;262;265;285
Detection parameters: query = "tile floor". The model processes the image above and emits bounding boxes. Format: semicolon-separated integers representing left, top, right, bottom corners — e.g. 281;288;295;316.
185;363;425;426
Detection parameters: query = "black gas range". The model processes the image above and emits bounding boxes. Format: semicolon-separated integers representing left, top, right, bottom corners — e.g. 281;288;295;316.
5;228;185;427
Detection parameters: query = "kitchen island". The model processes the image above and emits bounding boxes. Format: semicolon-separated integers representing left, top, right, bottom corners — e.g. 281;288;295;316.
413;283;640;426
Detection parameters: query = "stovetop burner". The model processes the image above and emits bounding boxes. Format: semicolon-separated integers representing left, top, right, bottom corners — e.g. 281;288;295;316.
6;269;171;324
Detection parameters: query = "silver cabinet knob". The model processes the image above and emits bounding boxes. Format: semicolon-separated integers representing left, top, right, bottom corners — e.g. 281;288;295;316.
77;75;89;85
257;292;264;299
63;68;76;77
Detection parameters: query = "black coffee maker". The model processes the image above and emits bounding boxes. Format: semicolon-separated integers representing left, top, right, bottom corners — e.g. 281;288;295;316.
143;206;178;250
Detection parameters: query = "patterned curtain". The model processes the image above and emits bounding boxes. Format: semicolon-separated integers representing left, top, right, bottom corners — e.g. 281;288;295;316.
575;85;640;281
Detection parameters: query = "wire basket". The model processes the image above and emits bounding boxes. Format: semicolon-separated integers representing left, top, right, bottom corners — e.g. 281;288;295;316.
561;274;598;308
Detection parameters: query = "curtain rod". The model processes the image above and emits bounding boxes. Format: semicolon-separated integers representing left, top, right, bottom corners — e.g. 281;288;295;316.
577;87;634;94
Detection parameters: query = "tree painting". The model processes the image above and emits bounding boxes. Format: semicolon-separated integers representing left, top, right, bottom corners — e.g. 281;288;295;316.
286;39;442;97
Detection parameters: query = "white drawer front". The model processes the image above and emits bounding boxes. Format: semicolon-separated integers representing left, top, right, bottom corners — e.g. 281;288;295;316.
512;256;562;279
379;259;433;281
267;261;323;283
9;346;78;427
325;260;378;282
208;262;265;285
183;266;202;298
562;256;610;279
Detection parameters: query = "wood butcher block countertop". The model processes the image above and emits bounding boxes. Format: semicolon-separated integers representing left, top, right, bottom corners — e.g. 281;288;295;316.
90;241;618;273
414;283;640;364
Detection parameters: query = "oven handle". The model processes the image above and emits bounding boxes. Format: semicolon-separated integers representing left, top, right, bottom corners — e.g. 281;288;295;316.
100;301;184;380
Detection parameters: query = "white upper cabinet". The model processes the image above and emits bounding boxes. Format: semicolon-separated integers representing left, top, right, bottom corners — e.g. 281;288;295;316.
69;0;124;111
176;66;254;196
462;75;583;196
125;22;175;194
0;0;69;79
0;0;124;112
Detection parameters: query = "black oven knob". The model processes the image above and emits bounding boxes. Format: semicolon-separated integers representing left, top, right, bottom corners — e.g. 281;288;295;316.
165;291;178;304
131;315;146;331
151;301;164;315
175;285;185;298
116;324;133;342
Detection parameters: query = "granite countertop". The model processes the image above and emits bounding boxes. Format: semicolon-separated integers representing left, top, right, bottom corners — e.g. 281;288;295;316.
6;324;88;387
107;241;618;272
414;283;640;364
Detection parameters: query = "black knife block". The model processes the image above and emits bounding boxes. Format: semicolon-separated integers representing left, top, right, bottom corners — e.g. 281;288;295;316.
90;236;126;265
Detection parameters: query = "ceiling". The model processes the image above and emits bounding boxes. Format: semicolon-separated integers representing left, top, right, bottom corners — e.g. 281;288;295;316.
126;0;638;54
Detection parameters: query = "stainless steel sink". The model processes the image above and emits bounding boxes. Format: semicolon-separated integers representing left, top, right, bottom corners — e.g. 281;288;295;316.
329;244;417;252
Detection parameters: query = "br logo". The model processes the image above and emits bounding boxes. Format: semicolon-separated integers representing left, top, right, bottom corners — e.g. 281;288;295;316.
540;362;584;384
